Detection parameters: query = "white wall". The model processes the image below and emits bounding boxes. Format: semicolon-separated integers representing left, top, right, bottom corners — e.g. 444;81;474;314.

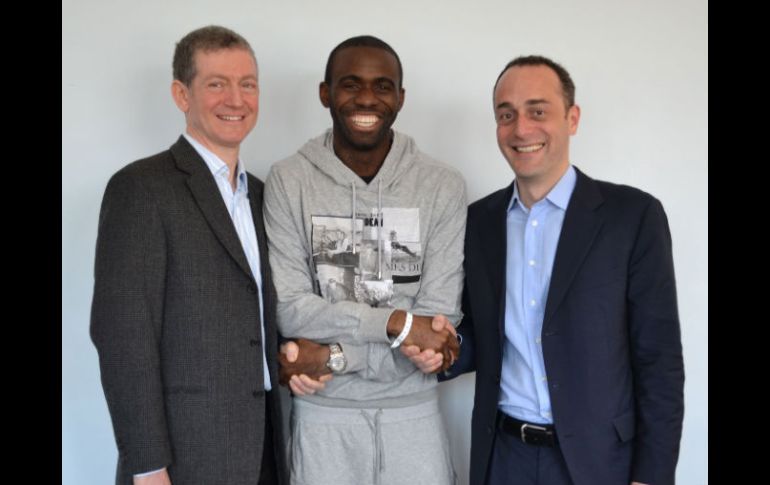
62;1;707;483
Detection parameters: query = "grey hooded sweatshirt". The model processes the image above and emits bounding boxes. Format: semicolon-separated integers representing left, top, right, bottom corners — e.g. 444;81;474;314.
264;129;466;407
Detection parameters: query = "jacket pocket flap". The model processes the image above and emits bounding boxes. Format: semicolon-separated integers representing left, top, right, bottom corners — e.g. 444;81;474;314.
612;411;636;442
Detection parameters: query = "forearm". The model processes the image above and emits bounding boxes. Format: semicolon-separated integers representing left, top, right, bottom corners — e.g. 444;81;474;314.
283;313;458;383
275;295;395;344
342;342;425;382
281;328;439;383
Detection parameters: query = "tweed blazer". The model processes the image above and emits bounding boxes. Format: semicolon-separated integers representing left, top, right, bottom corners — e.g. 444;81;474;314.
91;136;288;485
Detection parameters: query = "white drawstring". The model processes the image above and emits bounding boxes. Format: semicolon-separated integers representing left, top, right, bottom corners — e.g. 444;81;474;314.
351;181;357;254
377;179;382;279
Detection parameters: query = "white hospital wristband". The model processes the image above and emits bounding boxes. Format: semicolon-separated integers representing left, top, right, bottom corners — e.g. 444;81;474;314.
390;311;413;349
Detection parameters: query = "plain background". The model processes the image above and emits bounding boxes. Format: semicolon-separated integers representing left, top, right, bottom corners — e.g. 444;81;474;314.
62;1;707;483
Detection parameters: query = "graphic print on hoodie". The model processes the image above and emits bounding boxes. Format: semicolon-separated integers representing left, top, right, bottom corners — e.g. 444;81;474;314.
312;206;420;308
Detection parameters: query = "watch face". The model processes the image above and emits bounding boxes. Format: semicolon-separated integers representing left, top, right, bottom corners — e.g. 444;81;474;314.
329;358;345;372
328;344;346;373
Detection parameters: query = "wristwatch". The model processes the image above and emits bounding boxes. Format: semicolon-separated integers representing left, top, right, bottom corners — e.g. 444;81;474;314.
326;343;347;373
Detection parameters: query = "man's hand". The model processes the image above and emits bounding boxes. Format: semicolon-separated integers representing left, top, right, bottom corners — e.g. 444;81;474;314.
134;469;171;485
287;372;333;396
397;314;459;373
279;339;333;393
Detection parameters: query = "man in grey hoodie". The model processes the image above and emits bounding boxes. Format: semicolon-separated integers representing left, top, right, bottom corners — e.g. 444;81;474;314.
263;36;465;485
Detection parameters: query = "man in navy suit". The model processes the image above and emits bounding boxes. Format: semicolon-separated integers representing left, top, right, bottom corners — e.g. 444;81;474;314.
405;55;684;485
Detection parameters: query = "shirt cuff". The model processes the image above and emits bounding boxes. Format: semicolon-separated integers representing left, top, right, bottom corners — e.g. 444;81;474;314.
134;467;166;478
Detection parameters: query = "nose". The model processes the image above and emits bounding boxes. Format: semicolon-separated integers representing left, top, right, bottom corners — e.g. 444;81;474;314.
224;85;244;107
511;116;534;138
354;85;377;108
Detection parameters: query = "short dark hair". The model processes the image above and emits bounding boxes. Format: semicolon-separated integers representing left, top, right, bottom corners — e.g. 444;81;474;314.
173;25;256;86
494;55;575;109
324;35;403;87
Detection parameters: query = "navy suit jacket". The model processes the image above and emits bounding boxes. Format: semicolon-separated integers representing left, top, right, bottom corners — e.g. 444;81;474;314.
449;167;684;485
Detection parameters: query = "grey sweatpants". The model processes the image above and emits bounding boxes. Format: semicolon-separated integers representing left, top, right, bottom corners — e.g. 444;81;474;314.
290;398;457;485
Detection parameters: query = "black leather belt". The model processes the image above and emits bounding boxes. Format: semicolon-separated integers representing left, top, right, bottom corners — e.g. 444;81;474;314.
498;413;558;447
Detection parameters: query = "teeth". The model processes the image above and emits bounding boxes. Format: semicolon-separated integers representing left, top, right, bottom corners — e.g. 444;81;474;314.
351;115;378;127
220;115;242;121
514;143;544;153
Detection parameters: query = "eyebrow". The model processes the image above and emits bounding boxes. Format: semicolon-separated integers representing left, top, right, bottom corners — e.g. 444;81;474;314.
495;99;551;110
203;74;258;82
337;74;396;85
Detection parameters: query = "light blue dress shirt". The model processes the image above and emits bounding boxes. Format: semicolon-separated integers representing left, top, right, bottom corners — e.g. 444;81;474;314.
499;165;576;425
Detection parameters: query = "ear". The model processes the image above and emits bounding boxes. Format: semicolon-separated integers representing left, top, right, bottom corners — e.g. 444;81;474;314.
567;104;580;135
319;82;330;108
397;87;406;112
171;80;191;113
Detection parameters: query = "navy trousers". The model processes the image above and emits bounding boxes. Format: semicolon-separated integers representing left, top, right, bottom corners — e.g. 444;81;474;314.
486;426;573;485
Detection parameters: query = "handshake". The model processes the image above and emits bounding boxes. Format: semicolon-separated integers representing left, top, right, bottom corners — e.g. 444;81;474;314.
278;310;460;395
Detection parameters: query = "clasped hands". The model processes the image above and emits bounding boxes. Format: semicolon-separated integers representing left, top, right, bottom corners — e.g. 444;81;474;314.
278;312;459;395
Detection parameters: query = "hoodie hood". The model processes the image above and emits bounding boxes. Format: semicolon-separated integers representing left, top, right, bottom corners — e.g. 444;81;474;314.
297;129;417;191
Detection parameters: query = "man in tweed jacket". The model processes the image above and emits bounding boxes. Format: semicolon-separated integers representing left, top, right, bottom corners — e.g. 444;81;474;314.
90;25;289;485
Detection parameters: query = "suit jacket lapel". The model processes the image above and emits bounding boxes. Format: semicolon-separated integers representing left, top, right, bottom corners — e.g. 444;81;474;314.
481;183;513;353
247;179;269;287
247;179;279;369
542;168;604;333
171;136;254;280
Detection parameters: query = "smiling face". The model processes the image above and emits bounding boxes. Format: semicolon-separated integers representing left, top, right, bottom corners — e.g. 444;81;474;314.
494;65;580;190
171;47;259;160
320;46;404;153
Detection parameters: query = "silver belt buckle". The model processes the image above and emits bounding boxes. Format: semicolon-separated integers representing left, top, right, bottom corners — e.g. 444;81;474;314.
520;423;548;443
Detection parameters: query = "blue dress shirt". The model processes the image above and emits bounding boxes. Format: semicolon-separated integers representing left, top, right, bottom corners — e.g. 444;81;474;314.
499;165;576;424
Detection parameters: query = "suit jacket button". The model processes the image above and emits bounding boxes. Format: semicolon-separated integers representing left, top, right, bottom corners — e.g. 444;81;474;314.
487;426;493;434
252;390;259;398
247;283;257;294
250;339;258;346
